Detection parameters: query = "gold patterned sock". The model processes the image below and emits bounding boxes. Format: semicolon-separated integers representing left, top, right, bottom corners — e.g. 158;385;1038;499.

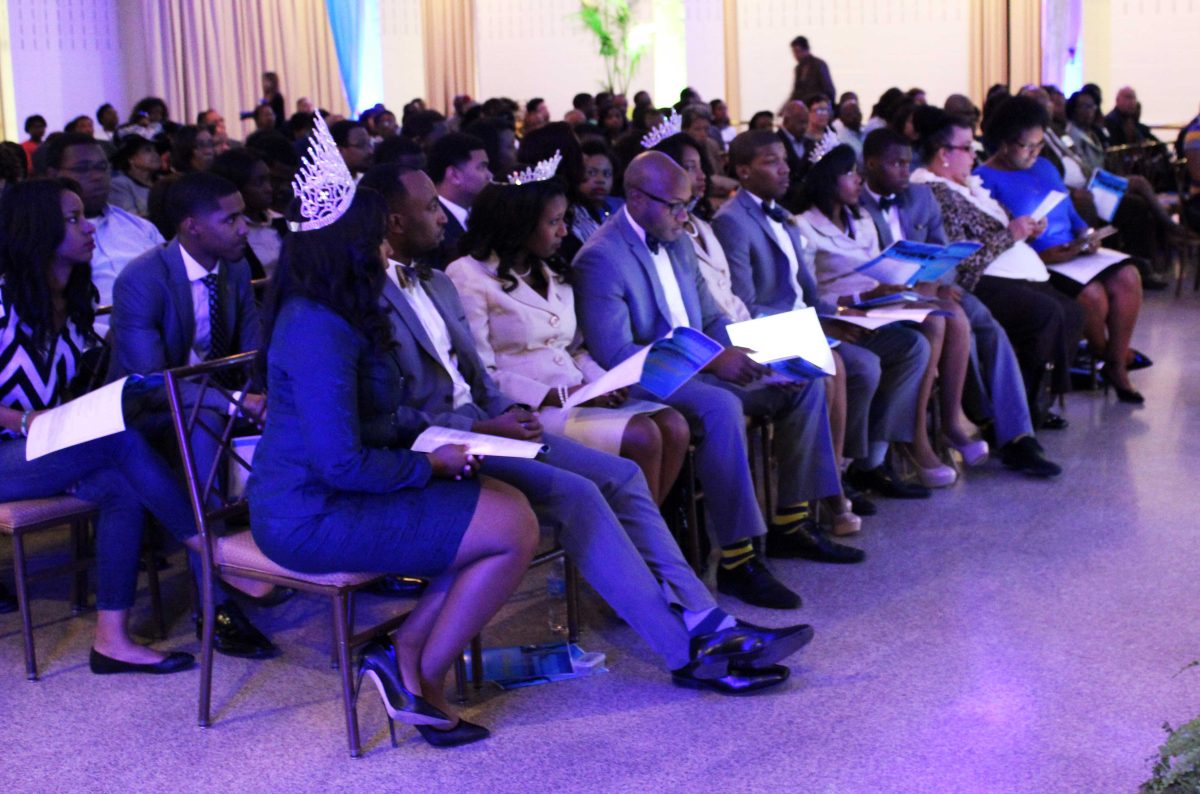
772;502;812;535
719;539;755;570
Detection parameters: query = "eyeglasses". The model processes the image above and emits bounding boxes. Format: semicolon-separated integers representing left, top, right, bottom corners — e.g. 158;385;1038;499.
59;162;110;175
635;187;689;217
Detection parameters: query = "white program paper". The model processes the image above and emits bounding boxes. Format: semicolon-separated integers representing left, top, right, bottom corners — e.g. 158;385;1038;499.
25;377;129;461
726;308;836;374
563;346;652;409
1047;247;1127;284
826;307;938;331
1030;191;1068;222
410;426;547;459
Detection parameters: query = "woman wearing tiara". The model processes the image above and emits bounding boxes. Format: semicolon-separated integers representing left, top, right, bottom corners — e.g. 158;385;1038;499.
249;116;538;747
796;144;979;488
446;164;690;504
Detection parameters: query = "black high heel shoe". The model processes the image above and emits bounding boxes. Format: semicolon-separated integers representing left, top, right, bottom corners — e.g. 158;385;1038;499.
355;639;454;729
415;719;491;748
1099;367;1145;404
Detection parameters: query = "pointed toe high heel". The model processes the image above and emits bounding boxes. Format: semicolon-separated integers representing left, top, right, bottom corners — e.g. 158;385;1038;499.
355;639;454;728
1099;367;1145;405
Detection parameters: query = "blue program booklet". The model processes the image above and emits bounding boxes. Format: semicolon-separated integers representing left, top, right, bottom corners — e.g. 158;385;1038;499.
855;240;983;287
1088;168;1128;222
638;327;725;399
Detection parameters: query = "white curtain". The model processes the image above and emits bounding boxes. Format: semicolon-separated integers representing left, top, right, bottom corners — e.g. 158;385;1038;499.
137;0;349;134
421;0;476;115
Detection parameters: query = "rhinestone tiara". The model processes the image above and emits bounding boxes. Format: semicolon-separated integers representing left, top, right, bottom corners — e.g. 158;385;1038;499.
808;130;840;166
641;111;682;149
506;150;563;185
287;113;356;232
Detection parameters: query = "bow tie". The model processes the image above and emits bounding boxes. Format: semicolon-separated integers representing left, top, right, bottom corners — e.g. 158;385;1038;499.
395;264;419;289
645;234;661;255
762;202;790;224
878;194;899;212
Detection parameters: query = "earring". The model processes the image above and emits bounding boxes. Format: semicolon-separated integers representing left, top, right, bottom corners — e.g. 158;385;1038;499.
942;159;950;167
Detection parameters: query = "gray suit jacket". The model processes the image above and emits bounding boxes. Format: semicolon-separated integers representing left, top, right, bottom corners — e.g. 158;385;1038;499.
109;238;259;381
380;269;515;434
858;184;948;247
710;188;831;317
572;207;731;370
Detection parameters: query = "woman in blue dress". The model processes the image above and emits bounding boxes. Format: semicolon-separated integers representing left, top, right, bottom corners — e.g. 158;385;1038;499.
248;184;537;748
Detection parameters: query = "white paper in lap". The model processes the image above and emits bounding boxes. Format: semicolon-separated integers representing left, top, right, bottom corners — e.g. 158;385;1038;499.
726;308;835;374
826;307;937;332
1048;248;1127;284
25;377;129;461
563;346;652;409
411;427;546;458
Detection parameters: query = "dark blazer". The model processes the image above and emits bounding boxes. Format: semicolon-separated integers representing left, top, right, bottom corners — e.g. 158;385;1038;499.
789;56;836;104
777;130;809;212
857;183;948;248
423;199;467;271
108;238;259;381
379;269;515;434
710;187;829;317
572;207;731;370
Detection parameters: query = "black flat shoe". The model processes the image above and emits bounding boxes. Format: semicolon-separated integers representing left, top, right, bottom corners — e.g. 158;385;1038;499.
716;557;801;609
733;620;814;668
1040;412;1069;430
671;663;789;695
766;527;865;564
196;600;280;659
845;462;931;499
999;436;1062;478
89;648;195;675
356;639;453;727
1099;368;1145;404
415;720;491;748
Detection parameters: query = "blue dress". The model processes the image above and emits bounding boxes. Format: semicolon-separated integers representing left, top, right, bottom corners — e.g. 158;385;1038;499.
248;298;480;577
974;157;1088;252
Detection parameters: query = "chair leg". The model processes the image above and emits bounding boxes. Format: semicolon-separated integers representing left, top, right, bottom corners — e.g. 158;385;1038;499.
144;546;166;640
198;577;216;728
470;634;484;693
70;520;88;614
11;533;37;681
565;559;580;644
332;592;362;758
759;423;774;519
455;651;468;703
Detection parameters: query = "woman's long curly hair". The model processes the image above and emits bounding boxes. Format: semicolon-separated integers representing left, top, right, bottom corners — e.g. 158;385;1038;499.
458;179;571;292
0;178;97;356
259;187;393;376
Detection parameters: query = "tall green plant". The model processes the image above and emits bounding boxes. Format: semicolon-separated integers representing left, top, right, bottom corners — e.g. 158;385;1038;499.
1141;661;1200;792
578;0;650;96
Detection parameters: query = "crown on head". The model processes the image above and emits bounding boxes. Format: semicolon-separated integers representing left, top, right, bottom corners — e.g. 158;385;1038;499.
807;130;840;166
507;150;563;185
640;111;682;149
287;113;356;232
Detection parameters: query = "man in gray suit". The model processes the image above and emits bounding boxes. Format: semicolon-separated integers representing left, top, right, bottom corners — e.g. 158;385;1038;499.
859;129;1060;476
713;130;932;501
109;172;279;659
573;152;862;615
359;163;813;693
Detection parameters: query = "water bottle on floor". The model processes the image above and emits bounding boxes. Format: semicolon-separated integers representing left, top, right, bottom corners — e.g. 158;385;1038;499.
546;557;567;636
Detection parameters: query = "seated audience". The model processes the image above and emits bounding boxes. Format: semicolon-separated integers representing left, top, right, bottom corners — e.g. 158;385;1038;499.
108;135;161;218
43;133;164;308
710;99;737;146
357;161;813;689
795;143;975;487
331;120;374;176
95;103;120;142
571;137;625;246
575;151;865;612
975;96;1146;403
0;178;263;675
20;115;46;169
911;107;1083;440
424;132;491;270
1105;86;1158;146
859;127;1060;475
833;95;866;162
210;148;286;279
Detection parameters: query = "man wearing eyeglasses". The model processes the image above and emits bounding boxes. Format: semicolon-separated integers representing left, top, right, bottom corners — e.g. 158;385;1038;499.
330;120;374;176
575;152;857;613
44;133;164;314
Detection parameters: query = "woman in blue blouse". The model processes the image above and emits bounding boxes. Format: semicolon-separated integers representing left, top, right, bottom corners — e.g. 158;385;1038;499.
0;178;250;675
976;95;1145;403
248;187;537;747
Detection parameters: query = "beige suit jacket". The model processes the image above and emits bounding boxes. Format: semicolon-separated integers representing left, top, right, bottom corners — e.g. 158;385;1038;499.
687;215;752;323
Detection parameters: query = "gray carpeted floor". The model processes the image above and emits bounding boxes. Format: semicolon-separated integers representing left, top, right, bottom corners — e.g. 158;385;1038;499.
3;289;1199;794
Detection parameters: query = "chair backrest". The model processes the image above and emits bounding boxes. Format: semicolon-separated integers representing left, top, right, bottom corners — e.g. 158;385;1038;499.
163;352;260;555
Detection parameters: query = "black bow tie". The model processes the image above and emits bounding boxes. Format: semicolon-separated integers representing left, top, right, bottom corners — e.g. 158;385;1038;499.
395;264;420;289
878;194;899;212
762;202;790;224
645;234;661;255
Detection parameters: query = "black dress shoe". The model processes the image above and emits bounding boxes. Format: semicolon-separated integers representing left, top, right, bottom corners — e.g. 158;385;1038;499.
840;478;876;516
1099;368;1145;404
357;639;453;726
1000;436;1062;478
1040;412;1069;430
89;648;195;675
365;575;429;598
1128;349;1153;371
415;719;491;748
671;662;789;694
196;600;280;659
716;557;802;609
844;462;931;499
0;582;16;614
681;626;767;679
236;586;297;608
733;620;814;668
766;527;865;564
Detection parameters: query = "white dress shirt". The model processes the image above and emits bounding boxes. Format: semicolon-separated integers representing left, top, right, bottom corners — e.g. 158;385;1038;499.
623;211;690;328
439;196;470;230
864;186;905;245
179;243;220;365
245;210;284;278
751;193;808;311
90;203;164;307
386;259;473;408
